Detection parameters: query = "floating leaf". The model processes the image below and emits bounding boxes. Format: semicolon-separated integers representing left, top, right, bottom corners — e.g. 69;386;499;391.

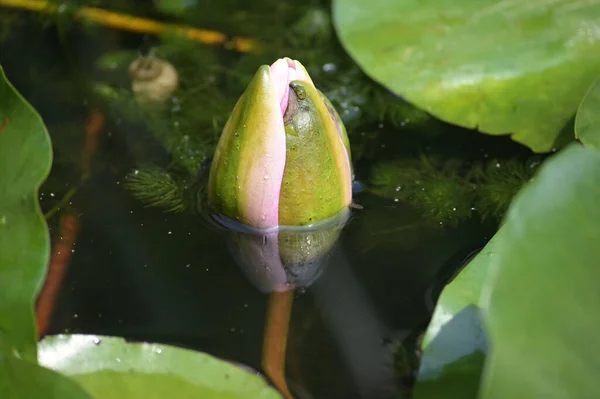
575;74;600;151
0;355;92;399
0;66;53;361
332;0;600;152
414;307;486;399
39;335;283;399
420;233;500;349
479;143;600;398
413;237;497;399
414;352;485;399
417;143;600;397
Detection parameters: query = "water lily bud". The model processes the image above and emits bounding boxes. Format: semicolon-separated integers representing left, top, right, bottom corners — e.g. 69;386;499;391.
208;57;352;229
208;58;353;292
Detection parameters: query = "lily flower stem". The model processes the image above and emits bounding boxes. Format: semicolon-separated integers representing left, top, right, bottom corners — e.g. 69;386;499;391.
35;212;80;337
262;290;295;399
0;0;261;53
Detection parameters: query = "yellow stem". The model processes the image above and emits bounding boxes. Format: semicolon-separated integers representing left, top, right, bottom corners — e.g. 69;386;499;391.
262;290;295;399
0;0;261;53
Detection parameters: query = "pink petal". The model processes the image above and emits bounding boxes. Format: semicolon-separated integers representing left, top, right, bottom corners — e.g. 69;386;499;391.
240;74;286;229
269;58;316;116
269;58;291;116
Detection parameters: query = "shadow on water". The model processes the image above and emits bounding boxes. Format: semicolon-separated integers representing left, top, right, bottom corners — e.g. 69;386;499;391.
0;6;532;399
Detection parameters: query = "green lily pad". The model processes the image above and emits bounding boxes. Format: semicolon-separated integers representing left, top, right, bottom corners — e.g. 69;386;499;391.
415;352;485;399
479;143;600;398
421;232;501;348
575;74;600;151
414;306;486;399
413;217;505;397
332;0;600;152
39;335;283;399
0;66;53;361
0;354;92;399
412;232;499;398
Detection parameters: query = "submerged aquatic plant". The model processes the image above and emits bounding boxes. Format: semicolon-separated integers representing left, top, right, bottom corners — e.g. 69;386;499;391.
369;155;541;226
370;156;475;226
125;166;188;213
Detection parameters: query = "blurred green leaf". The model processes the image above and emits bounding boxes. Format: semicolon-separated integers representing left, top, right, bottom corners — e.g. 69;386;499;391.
0;355;92;399
414;251;492;398
417;139;600;397
480;143;600;398
420;232;500;349
0;66;53;361
415;353;484;399
39;335;283;399
332;0;600;152
414;308;485;399
575;74;600;151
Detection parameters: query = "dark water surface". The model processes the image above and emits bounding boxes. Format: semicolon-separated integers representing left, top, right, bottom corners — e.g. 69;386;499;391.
0;5;532;398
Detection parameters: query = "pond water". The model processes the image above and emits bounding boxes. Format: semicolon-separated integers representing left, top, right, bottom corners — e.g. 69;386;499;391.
0;3;534;398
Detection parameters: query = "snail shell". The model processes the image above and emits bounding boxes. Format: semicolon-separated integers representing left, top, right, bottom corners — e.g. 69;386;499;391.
129;55;178;103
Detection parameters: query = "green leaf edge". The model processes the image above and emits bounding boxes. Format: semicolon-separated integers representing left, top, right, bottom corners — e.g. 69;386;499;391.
39;334;283;399
574;73;600;152
0;65;53;362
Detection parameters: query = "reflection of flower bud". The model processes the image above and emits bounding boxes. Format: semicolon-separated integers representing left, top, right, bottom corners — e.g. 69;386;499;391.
207;58;353;292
